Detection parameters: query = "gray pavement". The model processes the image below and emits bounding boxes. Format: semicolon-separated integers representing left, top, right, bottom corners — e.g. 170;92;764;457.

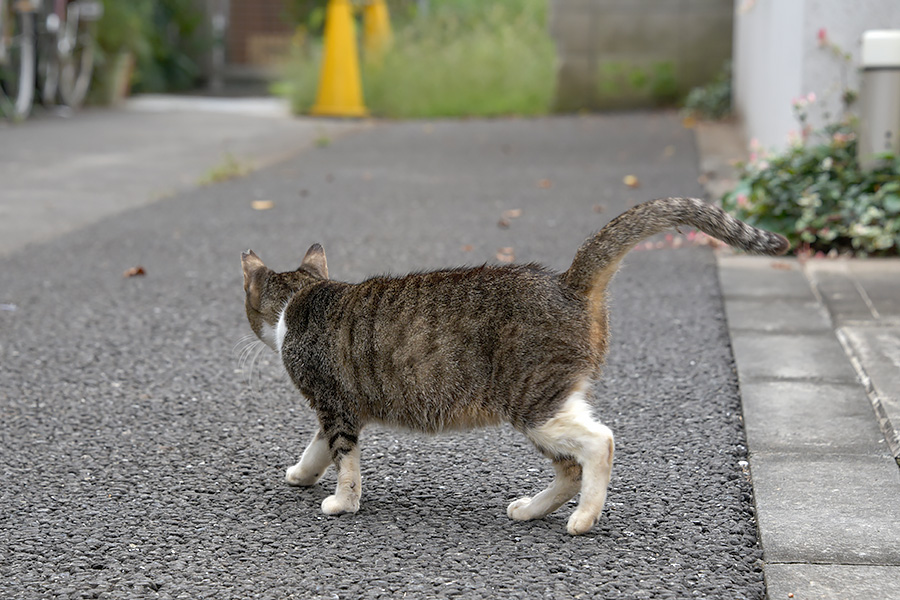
0;100;898;599
700;121;900;600
0;96;363;257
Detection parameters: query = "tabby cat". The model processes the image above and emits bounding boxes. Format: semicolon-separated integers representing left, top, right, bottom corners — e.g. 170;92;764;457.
241;197;787;535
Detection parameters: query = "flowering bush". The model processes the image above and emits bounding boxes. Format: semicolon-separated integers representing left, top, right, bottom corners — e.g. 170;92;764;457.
724;120;900;257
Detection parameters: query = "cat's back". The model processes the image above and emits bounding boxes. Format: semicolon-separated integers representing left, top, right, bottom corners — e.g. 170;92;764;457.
344;263;586;330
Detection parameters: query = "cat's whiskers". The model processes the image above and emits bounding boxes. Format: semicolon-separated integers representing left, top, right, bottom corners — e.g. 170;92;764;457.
232;334;258;356
247;340;269;392
234;335;267;392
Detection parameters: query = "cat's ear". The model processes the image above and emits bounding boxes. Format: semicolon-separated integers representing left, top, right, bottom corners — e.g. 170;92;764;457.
242;250;267;310
300;243;328;279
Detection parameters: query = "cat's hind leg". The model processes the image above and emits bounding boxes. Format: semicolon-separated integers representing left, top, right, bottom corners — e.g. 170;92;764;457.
286;429;332;486
320;428;362;515
525;384;614;535
507;457;581;521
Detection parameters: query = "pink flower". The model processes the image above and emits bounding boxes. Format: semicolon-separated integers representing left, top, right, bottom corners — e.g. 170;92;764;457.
807;92;817;103
736;194;749;208
817;28;828;47
832;131;855;144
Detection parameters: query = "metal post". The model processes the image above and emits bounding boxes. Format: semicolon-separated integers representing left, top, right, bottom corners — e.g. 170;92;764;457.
858;30;900;170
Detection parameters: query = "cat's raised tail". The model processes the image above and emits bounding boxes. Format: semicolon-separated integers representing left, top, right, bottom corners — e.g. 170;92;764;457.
562;197;789;297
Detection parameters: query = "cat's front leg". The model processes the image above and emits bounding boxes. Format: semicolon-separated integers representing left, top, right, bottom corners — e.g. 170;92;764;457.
286;429;332;486
320;427;362;515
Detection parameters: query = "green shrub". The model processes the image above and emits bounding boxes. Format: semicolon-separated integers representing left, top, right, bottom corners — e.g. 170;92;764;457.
682;61;731;120
275;0;555;118
724;123;900;256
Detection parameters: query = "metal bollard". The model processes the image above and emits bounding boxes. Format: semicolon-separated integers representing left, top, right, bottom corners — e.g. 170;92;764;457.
858;30;900;170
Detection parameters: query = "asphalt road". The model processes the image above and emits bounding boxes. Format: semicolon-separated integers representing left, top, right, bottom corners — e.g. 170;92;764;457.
0;114;764;599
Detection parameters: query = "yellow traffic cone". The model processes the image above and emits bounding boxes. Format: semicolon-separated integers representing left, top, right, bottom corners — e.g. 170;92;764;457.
363;0;393;61
310;0;367;118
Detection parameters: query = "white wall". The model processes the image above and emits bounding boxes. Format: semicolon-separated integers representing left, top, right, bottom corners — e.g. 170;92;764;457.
733;0;900;152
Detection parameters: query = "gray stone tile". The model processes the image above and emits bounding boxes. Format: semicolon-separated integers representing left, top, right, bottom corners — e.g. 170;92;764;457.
841;325;900;456
730;331;859;384
718;255;815;300
766;564;900;600
723;297;831;333
825;259;900;322
853;269;900;323
741;381;890;456
751;453;900;565
805;264;875;325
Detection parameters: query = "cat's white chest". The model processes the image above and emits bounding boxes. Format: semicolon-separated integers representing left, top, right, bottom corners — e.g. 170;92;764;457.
275;306;288;355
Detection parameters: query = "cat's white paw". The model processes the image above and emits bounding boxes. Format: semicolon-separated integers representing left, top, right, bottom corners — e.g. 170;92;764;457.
321;494;360;515
507;497;536;521
566;510;599;535
285;463;324;487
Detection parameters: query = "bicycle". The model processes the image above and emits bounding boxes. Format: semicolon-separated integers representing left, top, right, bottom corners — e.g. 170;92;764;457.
0;0;36;121
0;0;101;121
36;0;102;109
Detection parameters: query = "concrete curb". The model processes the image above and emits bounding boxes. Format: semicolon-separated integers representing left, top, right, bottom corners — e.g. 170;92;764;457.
695;120;900;599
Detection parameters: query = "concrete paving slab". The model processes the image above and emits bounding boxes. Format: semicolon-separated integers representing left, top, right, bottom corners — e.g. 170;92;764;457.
765;564;900;600
807;259;900;324
741;381;890;456
751;452;900;565
723;297;831;333
840;325;900;458
729;331;860;384
805;263;878;325
718;255;814;300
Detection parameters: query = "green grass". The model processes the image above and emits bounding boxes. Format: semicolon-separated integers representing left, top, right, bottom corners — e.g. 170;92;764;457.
274;0;555;118
198;153;252;185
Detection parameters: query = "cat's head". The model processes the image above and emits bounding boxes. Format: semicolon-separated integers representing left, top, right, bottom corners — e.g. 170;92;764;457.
241;244;329;350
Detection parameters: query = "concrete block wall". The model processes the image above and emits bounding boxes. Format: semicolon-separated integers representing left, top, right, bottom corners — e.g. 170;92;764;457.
550;0;734;111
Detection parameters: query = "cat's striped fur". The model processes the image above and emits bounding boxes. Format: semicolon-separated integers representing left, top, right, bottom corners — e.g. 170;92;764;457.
241;197;787;534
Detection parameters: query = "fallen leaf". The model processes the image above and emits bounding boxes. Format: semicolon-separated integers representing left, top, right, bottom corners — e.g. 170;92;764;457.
623;174;640;188
697;174;710;185
251;200;274;210
496;247;515;263
460;244;474;252
497;218;510;229
593;204;605;213
682;116;697;129
771;262;793;271
123;266;146;278
502;208;522;220
537;179;552;189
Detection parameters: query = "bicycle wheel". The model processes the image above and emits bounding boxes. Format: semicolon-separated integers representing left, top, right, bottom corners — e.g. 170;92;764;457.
57;0;99;108
0;3;36;120
37;6;60;106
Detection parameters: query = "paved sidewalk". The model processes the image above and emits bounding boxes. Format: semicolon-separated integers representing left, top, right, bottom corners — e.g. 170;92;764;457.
0;96;364;257
698;121;900;600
